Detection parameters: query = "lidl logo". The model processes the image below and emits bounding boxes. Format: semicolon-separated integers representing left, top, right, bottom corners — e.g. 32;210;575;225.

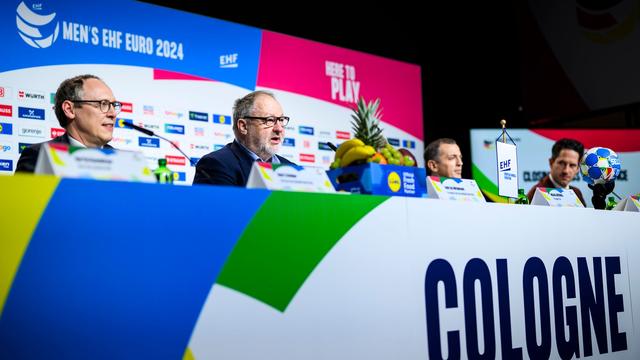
18;106;45;120
16;1;60;49
0;104;12;117
172;171;186;182
402;139;416;149
138;137;159;148
50;128;65;138
0;123;14;135
166;155;186;166
299;126;314;135
115;118;133;128
164;123;184;135
19;142;34;153
387;171;401;192
299;153;315;163
336;131;350;139
387;138;400;147
0;159;13;171
283;138;295;147
120;102;133;113
212;114;231;125
189;111;208;122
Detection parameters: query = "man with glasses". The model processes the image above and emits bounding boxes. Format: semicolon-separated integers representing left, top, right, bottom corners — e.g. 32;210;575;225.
193;90;295;186
16;74;120;173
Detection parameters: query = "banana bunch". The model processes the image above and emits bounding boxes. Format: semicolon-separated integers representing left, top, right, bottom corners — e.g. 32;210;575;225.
330;139;376;169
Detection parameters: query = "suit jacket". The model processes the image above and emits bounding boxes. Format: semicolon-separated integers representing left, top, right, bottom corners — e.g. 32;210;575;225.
15;133;114;173
193;140;295;187
526;174;586;206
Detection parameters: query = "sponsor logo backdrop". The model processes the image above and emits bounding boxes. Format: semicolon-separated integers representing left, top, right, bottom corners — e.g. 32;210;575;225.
0;0;423;183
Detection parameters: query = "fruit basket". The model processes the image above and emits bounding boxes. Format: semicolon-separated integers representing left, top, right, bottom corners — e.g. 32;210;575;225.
326;98;426;197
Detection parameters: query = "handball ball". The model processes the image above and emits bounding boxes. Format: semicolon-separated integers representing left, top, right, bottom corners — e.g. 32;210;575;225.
580;147;621;185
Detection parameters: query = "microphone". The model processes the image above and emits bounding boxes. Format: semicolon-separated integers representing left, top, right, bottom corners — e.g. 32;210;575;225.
122;121;196;166
123;121;216;184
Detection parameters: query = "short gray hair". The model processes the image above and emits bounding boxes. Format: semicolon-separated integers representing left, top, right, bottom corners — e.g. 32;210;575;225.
232;90;276;136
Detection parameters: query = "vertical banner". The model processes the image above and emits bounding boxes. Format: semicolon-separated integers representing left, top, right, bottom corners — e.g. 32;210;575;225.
496;141;518;198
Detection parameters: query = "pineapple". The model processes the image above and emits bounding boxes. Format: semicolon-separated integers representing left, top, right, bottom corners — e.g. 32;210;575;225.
351;97;387;150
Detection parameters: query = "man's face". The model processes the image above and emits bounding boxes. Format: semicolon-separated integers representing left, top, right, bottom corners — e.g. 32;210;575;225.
65;78;116;147
429;143;463;178
239;95;285;160
549;149;580;187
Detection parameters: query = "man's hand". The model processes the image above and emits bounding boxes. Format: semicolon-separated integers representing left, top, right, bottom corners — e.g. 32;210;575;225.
588;181;615;209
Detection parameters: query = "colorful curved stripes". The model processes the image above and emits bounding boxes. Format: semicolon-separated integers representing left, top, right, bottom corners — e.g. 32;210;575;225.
0;175;59;315
217;191;388;311
0;176;387;359
471;163;509;203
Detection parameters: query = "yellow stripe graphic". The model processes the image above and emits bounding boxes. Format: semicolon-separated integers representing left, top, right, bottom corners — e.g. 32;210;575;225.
0;174;59;315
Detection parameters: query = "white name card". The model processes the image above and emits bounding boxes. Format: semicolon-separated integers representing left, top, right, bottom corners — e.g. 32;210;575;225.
531;187;584;207
613;194;640;212
35;143;155;182
496;141;518;198
426;176;486;202
246;162;336;193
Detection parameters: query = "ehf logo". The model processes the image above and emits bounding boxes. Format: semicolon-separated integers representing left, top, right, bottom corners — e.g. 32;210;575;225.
16;1;60;49
219;53;238;69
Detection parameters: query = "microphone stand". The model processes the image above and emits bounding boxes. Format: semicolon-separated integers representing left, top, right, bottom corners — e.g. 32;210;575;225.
122;122;214;183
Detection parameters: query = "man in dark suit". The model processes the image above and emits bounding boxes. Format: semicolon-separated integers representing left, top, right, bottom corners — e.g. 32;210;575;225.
193;90;295;186
526;138;586;206
15;74;119;173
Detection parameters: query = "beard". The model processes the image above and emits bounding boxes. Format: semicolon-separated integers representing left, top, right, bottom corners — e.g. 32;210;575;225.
259;142;279;158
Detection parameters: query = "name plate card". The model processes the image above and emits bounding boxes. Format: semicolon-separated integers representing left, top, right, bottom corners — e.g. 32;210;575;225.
247;162;335;193
613;193;640;212
426;176;486;202
531;187;585;207
35;143;155;182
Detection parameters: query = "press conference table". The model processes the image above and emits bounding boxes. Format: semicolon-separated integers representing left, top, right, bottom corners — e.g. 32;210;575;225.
1;175;638;360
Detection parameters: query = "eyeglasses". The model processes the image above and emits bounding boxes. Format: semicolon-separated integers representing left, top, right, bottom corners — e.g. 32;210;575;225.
244;116;290;127
72;100;122;115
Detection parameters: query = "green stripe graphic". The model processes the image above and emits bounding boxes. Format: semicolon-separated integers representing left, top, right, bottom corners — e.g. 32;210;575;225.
217;191;388;311
472;163;508;203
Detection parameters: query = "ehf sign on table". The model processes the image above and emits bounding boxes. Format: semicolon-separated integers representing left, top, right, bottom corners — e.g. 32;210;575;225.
496;141;518;198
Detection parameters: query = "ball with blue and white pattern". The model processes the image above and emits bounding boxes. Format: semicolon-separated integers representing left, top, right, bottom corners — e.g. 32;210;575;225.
580;147;621;185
